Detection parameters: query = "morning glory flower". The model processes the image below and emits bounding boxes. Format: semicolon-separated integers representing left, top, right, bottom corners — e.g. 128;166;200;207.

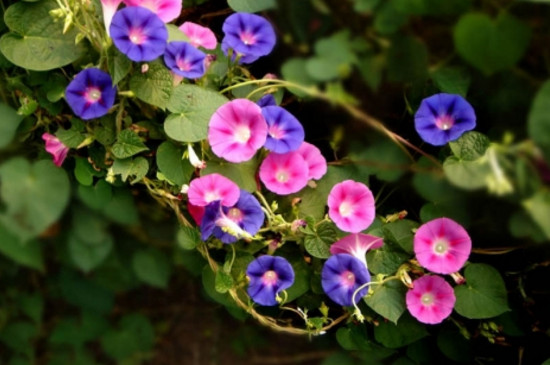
164;41;206;79
65;68;116;120
100;0;123;35
123;0;181;23
414;217;472;274
208;99;267;163
187;173;240;207
321;254;371;307
414;93;476;146
327;180;375;233
330;233;384;269
262;106;305;154
110;6;168;62
42;133;69;167
296;142;327;180
247;255;295;306
221;12;276;64
406;275;456;324
179;21;217;49
257;94;277;108
259;151;309;195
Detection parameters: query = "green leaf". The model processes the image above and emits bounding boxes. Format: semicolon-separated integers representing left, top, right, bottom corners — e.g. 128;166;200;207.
19;294;43;324
111;157;149;184
350;139;409;182
374;0;409;34
453;13;531;75
201;265;241;308
107;47;132;85
50;313;109;347
77;179;113;211
365;279;407;324
215;271;234;294
0;0;86;70
56;124;85;149
303;221;337;259
58;269;114;314
431;67;471;96
528;80;550;162
100;314;154;361
352;0;381;12
357;54;385;91
0;158;70;241
0;321;37;356
522;189;550;240
164;84;228;142
382;219;418;253
156;141;193;186
111;129;149;159
74;157;102;186
203;156;260;192
449;131;491;161
454;263;510;319
129;61;173;109
102;188;139;225
437;330;473;363
0;103;24;148
227;0;276;12
281;58;316;97
177;226;201;250
0;223;43;270
387;35;428;83
69;232;113;273
374;314;429;348
366;242;409;275
443;156;491;190
132;249;171;288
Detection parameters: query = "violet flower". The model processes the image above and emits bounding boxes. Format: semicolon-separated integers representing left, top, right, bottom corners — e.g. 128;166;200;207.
414;93;476;146
262;106;305;154
110;6;168;62
42;133;69;167
257;94;276;108
65;68;116;120
221;12;276;64
321;253;371;306
164;41;206;79
247;255;295;306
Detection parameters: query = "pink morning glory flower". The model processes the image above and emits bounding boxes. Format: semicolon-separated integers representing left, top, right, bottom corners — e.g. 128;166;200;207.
122;0;181;23
321;253;371;306
414;217;472;274
406;275;456;324
100;0;122;35
178;21;217;49
296;142;327;180
247;255;295;306
330;233;383;269
208;99;267;163
42;133;69;167
259;151;309;195
327;180;375;233
187;173;240;207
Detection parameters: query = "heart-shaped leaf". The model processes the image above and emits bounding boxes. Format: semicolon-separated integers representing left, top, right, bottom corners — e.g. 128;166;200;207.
454;13;531;75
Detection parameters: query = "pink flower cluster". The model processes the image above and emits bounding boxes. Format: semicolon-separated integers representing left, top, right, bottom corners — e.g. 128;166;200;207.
208;99;327;195
406;217;472;324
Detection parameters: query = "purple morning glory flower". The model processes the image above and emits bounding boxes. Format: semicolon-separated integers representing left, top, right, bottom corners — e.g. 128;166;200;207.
414;93;476;146
257;94;276;108
262;106;305;153
321;254;371;307
221;12;276;64
65;68;116;120
109;6;168;62
164;41;207;79
247;255;295;306
200;191;264;244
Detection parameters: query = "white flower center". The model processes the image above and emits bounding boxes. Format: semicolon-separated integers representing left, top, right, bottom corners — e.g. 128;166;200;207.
338;201;353;217
421;292;435;306
433;239;449;255
234;125;251;143
276;171;289;183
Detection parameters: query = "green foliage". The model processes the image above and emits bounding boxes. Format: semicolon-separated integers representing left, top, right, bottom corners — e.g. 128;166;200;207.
0;103;23;148
156;141;193;186
227;0;276;12
132;249;171;288
204;156;261;192
528;80;550;162
522;189;550;240
111;130;149;159
374;314;429;348
0;223;43;270
129;61;173;109
0;0;86;70
100;314;154;362
302;221;337;259
364;279;407;324
111;157;149;184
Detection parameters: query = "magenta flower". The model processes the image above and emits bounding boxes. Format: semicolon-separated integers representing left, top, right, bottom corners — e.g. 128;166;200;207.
100;0;122;35
65;68;116;120
247;255;295;306
164;41;206;78
327;180;375;233
406;275;456;324
221;12;276;64
42;133;69;167
208;99;267;163
122;0;181;23
321;254;371;306
259;151;309;195
262;106;305;154
179;21;217;49
110;6;168;62
330;233;383;268
414;93;476;146
187;173;240;207
413;217;472;274
296;142;327;180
